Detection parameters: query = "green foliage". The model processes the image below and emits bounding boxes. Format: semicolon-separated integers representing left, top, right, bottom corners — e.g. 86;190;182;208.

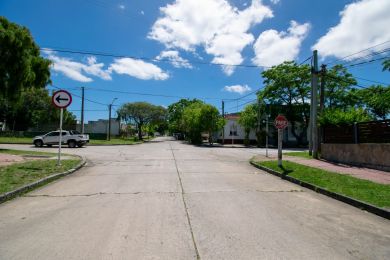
319;108;372;125
167;99;203;133
238;104;257;146
324;65;358;109
0;17;51;97
260;61;311;144
383;59;390;72
117;102;167;140
356;85;390;120
181;102;224;144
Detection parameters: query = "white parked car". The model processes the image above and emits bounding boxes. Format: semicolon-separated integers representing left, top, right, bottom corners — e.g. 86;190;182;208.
33;130;89;148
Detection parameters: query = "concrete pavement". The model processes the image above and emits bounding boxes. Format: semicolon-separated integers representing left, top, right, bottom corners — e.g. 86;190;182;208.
0;138;389;259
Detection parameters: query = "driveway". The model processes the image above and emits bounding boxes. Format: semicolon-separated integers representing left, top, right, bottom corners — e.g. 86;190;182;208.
0;138;389;259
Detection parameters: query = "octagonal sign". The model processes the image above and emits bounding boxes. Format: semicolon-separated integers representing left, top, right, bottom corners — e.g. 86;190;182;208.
274;115;288;129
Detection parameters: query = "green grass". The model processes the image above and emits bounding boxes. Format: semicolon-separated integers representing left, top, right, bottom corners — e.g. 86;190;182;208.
255;160;390;208
0;149;55;157
0;137;32;144
89;137;142;145
0;159;81;194
283;151;313;159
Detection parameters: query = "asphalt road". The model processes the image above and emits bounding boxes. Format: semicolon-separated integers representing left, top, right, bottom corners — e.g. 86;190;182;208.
0;137;389;259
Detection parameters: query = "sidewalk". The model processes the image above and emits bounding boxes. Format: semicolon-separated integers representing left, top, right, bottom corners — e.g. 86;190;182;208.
253;154;390;185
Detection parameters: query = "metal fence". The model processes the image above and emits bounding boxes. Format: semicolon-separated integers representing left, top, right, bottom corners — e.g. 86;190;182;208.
323;120;390;144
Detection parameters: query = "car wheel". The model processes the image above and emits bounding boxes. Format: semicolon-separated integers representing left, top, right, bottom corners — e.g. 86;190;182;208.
77;143;84;148
68;140;76;148
34;140;43;147
47;144;52;147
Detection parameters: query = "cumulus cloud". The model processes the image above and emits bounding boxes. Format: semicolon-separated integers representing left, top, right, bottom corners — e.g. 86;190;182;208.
156;50;193;68
108;58;169;80
252;20;310;67
223;84;252;94
312;0;390;60
148;0;273;75
43;49;111;82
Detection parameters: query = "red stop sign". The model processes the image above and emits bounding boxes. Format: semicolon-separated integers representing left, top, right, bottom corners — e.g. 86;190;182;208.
274;115;288;129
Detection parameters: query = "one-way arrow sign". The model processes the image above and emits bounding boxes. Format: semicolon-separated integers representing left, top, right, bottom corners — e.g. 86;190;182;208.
52;90;72;108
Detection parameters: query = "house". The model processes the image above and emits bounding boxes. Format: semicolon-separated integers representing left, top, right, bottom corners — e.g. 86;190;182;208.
218;113;257;144
217;113;307;146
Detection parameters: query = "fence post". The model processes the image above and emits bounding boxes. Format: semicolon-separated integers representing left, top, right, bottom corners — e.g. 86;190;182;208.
353;122;359;144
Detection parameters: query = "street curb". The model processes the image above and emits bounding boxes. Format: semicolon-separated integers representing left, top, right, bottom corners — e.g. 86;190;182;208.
250;161;390;220
0;155;87;204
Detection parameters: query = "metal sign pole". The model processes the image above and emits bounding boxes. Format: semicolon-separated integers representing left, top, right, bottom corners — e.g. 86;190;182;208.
278;128;283;167
57;108;63;166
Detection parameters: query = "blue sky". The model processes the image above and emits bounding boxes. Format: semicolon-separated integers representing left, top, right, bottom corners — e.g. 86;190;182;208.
1;0;389;122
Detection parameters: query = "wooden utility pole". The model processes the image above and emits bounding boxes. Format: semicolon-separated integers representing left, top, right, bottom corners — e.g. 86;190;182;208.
319;64;327;153
312;50;319;159
81;87;85;134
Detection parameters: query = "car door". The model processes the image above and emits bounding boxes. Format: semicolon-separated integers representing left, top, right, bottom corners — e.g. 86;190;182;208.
43;131;60;144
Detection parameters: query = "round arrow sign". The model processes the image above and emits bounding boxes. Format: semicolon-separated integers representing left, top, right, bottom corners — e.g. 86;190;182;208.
274;115;288;129
52;90;72;108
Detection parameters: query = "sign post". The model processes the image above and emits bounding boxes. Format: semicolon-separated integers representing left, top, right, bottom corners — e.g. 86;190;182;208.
52;90;72;166
274;115;288;167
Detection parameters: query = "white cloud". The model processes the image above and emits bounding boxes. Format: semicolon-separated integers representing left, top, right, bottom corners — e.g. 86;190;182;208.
119;4;125;10
156;50;193;68
252;20;310;67
270;0;280;4
312;0;390;60
43;50;111;82
140;10;145;15
223;84;252;94
148;0;273;75
108;58;169;80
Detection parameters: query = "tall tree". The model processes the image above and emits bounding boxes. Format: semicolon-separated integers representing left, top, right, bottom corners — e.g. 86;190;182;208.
324;65;357;109
167;99;202;133
238;104;257;146
356;85;390;120
0;16;51;129
260;61;311;145
117;102;167;140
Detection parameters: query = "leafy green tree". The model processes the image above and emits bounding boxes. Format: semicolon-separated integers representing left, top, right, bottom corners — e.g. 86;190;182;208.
0;17;51;127
238;104;257;146
167;99;202;133
260;61;311;145
356;85;390;120
324;65;357;109
117;102;167;140
181;102;225;144
319;108;372;125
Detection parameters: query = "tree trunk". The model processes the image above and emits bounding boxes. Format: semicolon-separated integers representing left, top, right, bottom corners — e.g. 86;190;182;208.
137;123;143;140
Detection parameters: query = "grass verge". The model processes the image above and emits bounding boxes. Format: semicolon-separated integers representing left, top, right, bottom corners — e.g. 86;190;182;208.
89;138;142;145
0;148;55;157
255;160;390;208
0;159;81;194
283;151;312;159
0;137;32;144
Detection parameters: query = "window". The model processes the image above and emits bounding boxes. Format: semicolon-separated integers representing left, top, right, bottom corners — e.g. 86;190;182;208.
46;132;59;137
229;124;238;136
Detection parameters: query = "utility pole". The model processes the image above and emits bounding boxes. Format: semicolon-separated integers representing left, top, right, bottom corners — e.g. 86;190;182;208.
319;64;327;153
309;69;313;156
222;100;225;145
81;87;85;134
312;50;319;159
265;103;269;157
107;98;117;141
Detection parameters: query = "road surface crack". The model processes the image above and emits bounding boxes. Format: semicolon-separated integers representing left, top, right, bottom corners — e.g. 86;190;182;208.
23;191;179;198
169;143;201;260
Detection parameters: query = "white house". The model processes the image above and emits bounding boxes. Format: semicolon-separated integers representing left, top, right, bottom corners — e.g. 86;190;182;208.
218;113;257;144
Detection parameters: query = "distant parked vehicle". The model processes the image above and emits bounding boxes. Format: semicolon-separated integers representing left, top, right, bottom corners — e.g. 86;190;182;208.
33;130;89;148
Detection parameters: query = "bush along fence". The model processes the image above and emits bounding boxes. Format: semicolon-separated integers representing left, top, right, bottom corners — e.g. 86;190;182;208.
323;120;390;144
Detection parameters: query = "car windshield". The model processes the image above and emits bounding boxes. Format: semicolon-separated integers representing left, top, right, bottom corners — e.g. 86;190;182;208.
70;130;80;135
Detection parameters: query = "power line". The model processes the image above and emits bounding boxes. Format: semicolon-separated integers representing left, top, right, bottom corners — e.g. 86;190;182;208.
226;98;257;111
345;56;390;68
354;76;390;86
50;85;109;106
299;55;312;65
337;48;390;67
325;40;390;66
324;74;369;89
41;47;273;69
